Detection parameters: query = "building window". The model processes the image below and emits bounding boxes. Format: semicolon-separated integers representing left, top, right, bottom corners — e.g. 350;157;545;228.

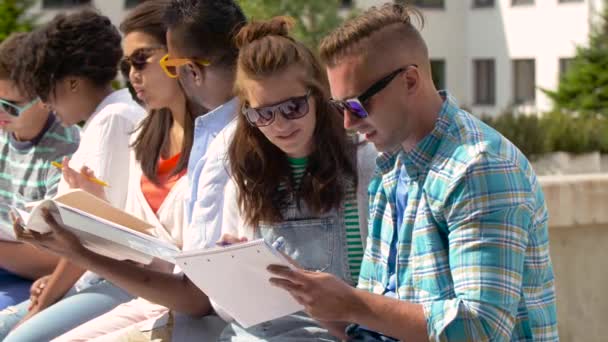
559;58;575;78
341;0;354;7
430;59;446;90
513;59;536;104
474;59;495;105
125;0;142;9
397;0;444;9
512;0;534;6
42;0;91;8
473;0;494;8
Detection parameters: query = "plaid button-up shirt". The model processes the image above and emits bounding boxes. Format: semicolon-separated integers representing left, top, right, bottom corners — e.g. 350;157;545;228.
359;92;558;341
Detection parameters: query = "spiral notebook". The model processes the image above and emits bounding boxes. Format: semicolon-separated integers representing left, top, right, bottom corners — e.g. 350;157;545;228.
175;239;304;328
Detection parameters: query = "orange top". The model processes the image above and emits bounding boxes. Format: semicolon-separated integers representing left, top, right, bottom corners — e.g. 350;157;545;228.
140;153;186;214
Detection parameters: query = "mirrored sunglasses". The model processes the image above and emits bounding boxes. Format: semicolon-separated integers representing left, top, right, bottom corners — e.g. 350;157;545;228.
242;90;312;127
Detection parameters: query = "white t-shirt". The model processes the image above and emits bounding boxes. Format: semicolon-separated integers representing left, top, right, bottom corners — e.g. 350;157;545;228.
58;89;146;209
58;89;145;291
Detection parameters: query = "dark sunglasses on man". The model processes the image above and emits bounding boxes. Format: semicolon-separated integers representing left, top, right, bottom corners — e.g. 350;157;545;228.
242;89;312;127
330;64;418;119
119;46;165;78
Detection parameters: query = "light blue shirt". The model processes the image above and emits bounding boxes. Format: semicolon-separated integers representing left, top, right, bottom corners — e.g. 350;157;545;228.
184;98;238;250
186;98;238;221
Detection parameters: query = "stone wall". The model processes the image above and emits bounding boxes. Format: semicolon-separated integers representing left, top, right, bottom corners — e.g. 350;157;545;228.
540;174;608;342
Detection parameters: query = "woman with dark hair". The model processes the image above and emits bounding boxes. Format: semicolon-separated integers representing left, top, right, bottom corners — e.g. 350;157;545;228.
46;1;201;339
1;2;195;340
215;16;377;341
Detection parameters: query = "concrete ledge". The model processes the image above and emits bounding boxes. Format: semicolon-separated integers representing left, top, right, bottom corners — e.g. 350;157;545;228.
539;173;608;342
540;173;608;228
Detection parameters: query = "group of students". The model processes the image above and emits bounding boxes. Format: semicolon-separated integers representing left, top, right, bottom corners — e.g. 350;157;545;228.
0;0;558;341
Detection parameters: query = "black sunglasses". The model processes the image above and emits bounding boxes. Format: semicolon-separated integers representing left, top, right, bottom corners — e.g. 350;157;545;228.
330;64;417;119
119;46;164;78
242;90;312;127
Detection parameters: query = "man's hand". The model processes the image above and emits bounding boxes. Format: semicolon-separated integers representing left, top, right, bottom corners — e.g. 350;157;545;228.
267;265;363;323
12;208;88;261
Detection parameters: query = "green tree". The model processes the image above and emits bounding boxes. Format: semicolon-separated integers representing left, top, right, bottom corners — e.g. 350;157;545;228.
544;4;608;117
0;0;37;42
237;0;355;49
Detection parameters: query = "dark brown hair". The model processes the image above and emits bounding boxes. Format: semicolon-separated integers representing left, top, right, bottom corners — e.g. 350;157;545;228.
319;3;424;66
121;0;197;184
13;10;122;101
163;0;246;69
229;16;356;228
0;32;28;81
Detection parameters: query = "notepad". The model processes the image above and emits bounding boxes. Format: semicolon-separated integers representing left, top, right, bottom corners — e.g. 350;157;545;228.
175;239;304;328
10;189;180;264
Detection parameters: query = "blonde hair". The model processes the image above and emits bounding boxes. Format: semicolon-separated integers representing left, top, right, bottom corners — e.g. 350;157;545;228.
319;3;424;67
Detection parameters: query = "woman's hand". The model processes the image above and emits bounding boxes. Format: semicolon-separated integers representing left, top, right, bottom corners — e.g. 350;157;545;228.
60;157;106;199
216;234;248;246
28;275;50;310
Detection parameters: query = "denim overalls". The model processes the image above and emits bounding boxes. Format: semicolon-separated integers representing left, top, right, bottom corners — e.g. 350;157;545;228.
219;178;355;342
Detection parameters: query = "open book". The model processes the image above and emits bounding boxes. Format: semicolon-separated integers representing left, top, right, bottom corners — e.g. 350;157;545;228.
9;189;180;264
174;239;304;328
6;190;304;326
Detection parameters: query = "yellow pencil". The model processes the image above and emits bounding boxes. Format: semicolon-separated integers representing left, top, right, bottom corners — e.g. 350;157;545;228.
51;161;110;187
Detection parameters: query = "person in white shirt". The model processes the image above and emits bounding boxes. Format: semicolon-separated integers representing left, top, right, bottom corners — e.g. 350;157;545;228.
0;10;145;342
40;1;203;339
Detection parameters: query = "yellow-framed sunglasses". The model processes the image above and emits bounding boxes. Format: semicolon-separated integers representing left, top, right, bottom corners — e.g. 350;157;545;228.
159;54;211;78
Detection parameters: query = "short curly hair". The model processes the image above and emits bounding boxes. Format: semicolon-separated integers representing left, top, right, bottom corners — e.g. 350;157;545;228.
163;0;246;68
13;10;122;101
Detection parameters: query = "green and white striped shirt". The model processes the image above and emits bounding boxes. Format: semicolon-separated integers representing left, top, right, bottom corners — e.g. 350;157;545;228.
0;114;80;240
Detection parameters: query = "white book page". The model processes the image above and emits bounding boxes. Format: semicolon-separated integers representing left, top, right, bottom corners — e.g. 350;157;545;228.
175;239;303;328
10;190;180;263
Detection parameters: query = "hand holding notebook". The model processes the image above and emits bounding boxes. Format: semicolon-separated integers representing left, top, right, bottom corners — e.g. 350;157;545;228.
10;189;180;264
175;238;304;328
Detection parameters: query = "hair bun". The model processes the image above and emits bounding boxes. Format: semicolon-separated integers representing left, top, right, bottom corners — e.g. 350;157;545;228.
235;16;295;48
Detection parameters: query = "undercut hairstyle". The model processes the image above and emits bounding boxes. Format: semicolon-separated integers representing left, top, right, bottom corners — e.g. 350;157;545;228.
163;0;246;68
13;10;122;101
121;0;199;184
0;32;29;81
229;16;357;228
319;3;425;67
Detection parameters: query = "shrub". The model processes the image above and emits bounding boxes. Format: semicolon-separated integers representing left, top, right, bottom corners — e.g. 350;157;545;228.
482;111;608;158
